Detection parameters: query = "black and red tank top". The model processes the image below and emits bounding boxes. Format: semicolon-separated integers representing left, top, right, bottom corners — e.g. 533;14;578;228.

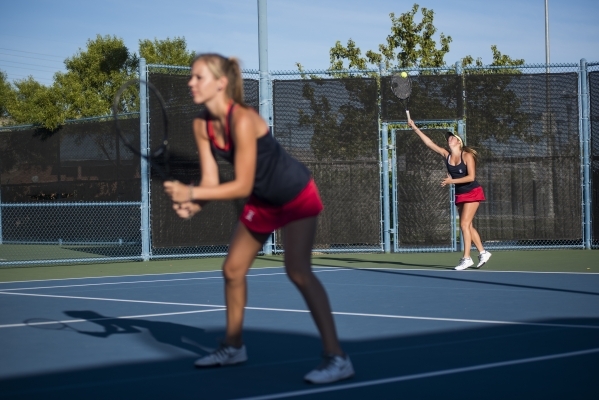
444;152;480;194
205;103;311;206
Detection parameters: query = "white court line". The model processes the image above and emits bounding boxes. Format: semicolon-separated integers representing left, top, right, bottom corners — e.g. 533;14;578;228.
0;265;343;285
0;308;225;329
234;347;599;400
0;268;347;292
0;291;223;308
2;265;595;287
2;291;598;331
339;267;599;276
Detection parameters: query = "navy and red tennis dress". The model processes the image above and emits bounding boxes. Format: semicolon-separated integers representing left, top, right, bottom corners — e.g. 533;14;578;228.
445;152;486;204
205;103;323;233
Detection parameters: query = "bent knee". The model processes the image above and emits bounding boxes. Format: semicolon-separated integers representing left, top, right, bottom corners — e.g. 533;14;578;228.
222;262;248;282
285;267;314;288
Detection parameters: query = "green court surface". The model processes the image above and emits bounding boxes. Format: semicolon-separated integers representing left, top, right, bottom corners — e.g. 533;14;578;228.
0;249;596;282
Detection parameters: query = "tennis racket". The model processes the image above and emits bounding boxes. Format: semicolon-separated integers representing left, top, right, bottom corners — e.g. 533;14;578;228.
112;79;171;181
391;73;412;121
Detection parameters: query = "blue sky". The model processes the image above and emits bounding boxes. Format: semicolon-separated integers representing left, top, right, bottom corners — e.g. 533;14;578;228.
1;0;598;85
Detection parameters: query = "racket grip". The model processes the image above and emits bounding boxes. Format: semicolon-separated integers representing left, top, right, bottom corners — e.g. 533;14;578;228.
405;110;411;121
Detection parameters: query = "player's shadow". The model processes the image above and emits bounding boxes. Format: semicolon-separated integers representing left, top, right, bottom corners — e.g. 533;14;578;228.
63;310;215;355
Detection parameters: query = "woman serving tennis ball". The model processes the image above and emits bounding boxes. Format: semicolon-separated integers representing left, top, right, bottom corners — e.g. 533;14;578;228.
407;119;492;270
163;53;354;384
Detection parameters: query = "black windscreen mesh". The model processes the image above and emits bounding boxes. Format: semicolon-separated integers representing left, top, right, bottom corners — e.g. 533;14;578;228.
272;78;380;249
590;71;599;245
0;118;141;203
148;72;259;249
381;73;461;122
465;72;581;243
395;129;452;247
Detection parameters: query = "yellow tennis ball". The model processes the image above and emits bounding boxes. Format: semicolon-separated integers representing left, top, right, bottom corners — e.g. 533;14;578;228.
401;72;408;78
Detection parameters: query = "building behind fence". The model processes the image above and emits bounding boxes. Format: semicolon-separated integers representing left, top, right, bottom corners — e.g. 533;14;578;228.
0;59;597;266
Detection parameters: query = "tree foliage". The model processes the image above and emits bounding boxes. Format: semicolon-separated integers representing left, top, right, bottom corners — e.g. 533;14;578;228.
0;70;13;123
139;37;195;66
1;35;195;130
53;34;139;126
3;77;63;129
295;3;529;161
330;4;451;71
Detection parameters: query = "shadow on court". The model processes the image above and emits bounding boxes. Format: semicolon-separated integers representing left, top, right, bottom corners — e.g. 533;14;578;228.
310;256;452;270
1;311;598;399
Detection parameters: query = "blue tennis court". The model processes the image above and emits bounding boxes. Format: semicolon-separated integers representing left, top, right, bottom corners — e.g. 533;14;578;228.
1;265;598;399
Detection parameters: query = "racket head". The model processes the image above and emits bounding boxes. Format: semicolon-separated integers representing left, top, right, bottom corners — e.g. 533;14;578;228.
390;74;412;100
112;79;171;180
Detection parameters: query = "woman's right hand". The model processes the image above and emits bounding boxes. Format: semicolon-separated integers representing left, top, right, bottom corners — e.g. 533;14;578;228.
407;119;417;130
173;201;202;220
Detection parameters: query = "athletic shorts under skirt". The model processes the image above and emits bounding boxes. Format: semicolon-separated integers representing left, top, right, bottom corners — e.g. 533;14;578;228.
455;186;486;204
240;179;324;234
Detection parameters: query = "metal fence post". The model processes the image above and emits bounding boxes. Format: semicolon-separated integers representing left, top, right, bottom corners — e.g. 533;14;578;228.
381;123;391;253
139;58;151;261
258;0;273;256
580;59;591;249
455;62;465;252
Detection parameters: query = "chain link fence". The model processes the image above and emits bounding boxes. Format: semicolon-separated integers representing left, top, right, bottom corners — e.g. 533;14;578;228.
0;61;596;266
271;72;381;252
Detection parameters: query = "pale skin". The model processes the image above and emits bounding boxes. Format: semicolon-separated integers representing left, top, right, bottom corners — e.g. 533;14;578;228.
163;59;343;356
407;119;485;259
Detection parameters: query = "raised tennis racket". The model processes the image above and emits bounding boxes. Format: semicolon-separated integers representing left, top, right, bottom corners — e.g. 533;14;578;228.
112;79;171;181
391;73;412;121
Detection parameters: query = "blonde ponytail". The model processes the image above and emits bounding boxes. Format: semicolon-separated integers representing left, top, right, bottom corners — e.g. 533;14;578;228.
191;53;246;107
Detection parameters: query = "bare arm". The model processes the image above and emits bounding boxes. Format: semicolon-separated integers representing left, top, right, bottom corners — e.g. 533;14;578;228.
164;108;259;203
167;117;219;218
407;119;448;158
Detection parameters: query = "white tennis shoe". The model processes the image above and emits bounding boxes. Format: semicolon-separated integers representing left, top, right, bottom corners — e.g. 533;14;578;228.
304;354;355;384
454;257;474;270
475;251;492;269
194;344;247;367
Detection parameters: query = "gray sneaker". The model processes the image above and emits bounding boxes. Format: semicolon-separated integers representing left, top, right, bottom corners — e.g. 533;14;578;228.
304;354;355;384
475;251;492;269
194;344;247;367
454;257;474;271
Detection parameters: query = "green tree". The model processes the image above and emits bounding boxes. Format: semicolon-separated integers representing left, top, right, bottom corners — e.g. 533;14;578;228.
139;37;195;66
329;4;451;71
53;34;139;125
0;70;14;124
3;77;63;129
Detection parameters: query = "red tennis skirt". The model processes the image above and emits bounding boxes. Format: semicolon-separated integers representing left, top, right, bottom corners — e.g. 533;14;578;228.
455;186;486;204
240;179;324;234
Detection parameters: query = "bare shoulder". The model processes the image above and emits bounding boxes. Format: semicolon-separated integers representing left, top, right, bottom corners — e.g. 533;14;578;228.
231;106;268;137
192;115;208;140
462;151;475;163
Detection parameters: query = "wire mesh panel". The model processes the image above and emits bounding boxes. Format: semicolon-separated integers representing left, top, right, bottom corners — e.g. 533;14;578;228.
0;119;141;203
465;70;582;248
0;203;141;266
147;68;259;257
381;70;461;122
590;69;599;248
393;128;453;251
0;118;143;266
272;76;381;251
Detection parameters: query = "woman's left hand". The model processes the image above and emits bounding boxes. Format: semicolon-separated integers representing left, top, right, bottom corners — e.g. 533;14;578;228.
441;174;453;187
164;180;193;203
